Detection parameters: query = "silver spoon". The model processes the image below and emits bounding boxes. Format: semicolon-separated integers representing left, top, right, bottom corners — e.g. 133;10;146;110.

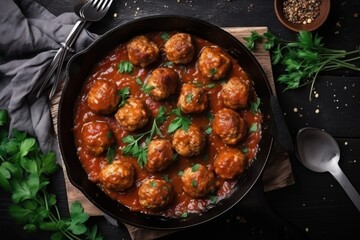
296;127;360;212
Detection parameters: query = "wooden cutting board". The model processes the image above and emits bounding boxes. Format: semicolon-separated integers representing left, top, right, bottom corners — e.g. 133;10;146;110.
50;26;294;217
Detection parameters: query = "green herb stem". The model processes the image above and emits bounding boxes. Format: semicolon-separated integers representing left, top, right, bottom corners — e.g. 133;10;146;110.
244;30;360;101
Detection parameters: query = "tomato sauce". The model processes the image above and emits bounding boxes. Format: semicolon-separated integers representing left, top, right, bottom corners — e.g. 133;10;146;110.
73;31;262;218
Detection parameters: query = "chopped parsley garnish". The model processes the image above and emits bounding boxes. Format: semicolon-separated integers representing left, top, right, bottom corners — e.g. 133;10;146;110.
249;123;258;132
161;32;170;41
162;61;173;67
185;93;193;103
106;145;116;163
181;212;188;218
205;126;212;135
250;98;261;113
118;61;133;73
163;174;171;183
192;179;198;188
241;147;249;154
191;163;200;172
149;181;157;187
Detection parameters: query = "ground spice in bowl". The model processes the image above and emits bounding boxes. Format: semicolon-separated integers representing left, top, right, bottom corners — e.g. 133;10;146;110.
274;0;330;32
282;0;321;25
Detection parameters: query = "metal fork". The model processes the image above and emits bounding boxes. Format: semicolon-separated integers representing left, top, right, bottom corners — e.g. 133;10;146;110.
35;0;114;98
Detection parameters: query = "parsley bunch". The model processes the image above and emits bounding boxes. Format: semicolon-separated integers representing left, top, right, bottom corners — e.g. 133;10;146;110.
244;30;360;100
0;110;103;240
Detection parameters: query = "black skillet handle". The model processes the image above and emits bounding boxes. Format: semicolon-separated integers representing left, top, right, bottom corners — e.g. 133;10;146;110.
269;95;294;152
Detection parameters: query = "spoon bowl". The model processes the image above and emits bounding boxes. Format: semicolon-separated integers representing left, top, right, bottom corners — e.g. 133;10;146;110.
296;127;360;212
296;127;340;173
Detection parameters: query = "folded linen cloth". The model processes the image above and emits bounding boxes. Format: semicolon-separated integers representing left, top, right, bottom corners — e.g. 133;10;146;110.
0;0;97;156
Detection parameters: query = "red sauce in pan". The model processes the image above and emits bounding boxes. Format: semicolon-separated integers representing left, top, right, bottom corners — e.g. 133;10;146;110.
73;32;262;218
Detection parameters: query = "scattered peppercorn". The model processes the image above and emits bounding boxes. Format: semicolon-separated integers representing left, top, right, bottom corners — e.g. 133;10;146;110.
282;0;321;25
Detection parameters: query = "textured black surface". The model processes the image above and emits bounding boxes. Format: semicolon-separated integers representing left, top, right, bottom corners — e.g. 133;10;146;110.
1;0;360;239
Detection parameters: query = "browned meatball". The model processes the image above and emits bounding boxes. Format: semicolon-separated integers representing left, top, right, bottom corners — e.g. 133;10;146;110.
81;121;114;156
177;83;208;114
145;139;174;172
221;77;251;109
115;97;149;132
146;68;179;101
172;125;206;157
138;179;173;209
87;80;120;114
214;148;247;180
181;164;217;198
98;160;135;192
212;108;247;145
127;35;160;67
164;33;195;64
197;46;231;80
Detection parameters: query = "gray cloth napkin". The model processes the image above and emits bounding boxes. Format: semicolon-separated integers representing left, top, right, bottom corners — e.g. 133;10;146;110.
0;0;97;156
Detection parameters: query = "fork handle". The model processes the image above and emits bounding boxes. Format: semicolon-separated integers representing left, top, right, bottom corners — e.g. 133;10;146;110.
48;19;87;98
37;19;87;98
63;19;87;51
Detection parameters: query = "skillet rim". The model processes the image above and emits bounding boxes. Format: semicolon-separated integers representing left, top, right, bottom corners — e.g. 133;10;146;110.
57;14;274;230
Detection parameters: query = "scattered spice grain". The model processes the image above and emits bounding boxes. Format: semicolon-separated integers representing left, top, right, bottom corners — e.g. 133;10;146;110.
282;0;321;25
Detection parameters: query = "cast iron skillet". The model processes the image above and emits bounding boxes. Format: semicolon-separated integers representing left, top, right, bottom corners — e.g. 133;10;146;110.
57;15;274;230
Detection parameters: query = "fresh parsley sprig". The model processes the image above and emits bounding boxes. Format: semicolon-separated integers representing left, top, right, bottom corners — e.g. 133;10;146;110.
0;110;103;240
244;30;360;101
135;77;155;94
121;106;166;168
117;87;130;108
167;108;191;133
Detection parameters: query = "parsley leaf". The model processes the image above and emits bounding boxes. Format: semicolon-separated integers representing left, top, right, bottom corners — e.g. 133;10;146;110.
250;98;261;113
249;123;258;132
136;77;155;94
167;108;191;133
0;110;8;126
117;87;130;108
161;32;170;41
118;61;133;73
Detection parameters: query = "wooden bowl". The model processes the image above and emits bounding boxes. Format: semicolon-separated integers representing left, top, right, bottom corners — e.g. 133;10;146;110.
274;0;330;32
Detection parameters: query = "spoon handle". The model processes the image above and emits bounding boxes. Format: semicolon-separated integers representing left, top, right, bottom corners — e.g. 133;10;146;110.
330;165;360;212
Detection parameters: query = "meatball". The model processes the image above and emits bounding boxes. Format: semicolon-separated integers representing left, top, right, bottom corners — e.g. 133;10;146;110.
146;68;179;101
138;179;173;210
212;108;247;145
164;33;195;64
214;148;247;179
87;80;120;114
177;83;208;114
81;121;114;156
221;77;251;109
181;164;217;198
115;97;149;132
98;160;135;192
197;46;231;80
127;35;160;67
145;139;174;172
172;125;206;157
